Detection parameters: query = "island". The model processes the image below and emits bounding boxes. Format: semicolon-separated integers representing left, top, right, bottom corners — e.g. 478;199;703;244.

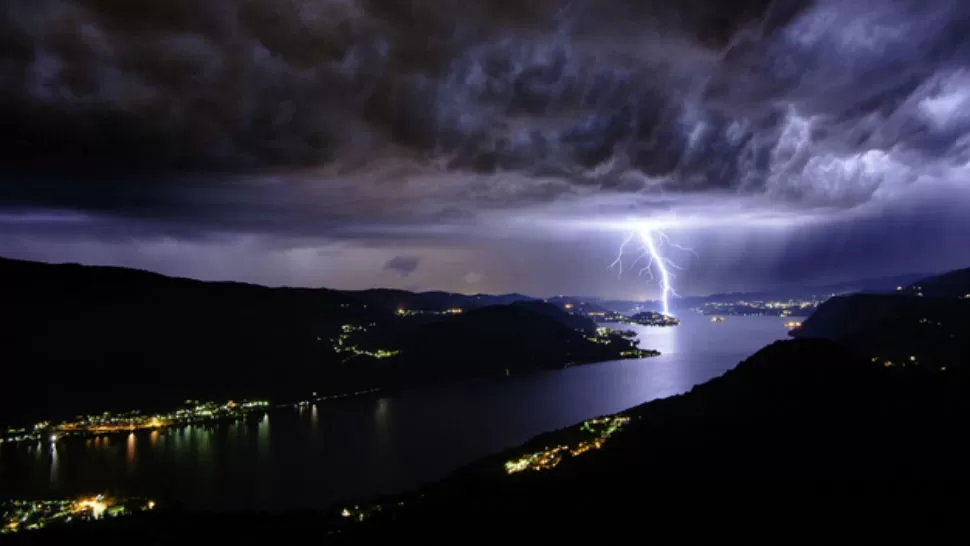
624;311;680;326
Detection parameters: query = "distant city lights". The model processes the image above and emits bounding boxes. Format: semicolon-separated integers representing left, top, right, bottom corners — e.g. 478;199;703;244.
1;400;270;445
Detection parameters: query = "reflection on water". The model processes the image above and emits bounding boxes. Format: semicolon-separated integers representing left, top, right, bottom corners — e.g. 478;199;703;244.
374;398;391;451
257;414;270;461
375;398;389;424
193;426;214;479
126;433;136;473
49;444;59;486
0;315;787;511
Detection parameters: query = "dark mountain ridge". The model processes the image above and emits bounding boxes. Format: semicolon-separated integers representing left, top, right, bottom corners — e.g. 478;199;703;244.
349;287;534;314
906;267;970;297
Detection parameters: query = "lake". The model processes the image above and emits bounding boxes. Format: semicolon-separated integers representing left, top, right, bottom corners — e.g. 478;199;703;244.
0;313;788;511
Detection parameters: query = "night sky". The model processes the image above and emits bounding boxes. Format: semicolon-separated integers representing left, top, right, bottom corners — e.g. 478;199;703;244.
1;0;969;298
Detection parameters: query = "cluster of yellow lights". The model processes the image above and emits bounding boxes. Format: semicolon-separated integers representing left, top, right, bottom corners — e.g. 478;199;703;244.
395;308;463;316
75;496;109;519
332;324;400;360
872;355;933;369
504;416;630;475
2;495;156;534
3;400;270;445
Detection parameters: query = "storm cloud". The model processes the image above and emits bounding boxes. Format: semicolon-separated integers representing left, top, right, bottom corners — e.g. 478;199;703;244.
1;0;969;294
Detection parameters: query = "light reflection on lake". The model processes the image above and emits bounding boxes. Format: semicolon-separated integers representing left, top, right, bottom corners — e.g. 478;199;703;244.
49;445;59;486
0;314;787;511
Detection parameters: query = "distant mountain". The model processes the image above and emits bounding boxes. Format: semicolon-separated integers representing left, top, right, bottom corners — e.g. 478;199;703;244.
592;299;662;314
545;297;614;314
905;267;970;298
350;288;533;314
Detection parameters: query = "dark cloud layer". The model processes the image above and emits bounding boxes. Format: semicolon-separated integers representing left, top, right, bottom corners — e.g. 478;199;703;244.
4;0;941;215
0;0;789;174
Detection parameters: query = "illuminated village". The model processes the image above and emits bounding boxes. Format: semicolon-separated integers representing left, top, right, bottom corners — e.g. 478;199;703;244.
1;400;269;445
585;327;659;358
1;495;155;534
504;415;631;474
333;414;634;525
331;323;400;360
395;307;464;317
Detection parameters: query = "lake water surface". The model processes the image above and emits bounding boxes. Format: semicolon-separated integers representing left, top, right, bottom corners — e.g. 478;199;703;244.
0;313;788;511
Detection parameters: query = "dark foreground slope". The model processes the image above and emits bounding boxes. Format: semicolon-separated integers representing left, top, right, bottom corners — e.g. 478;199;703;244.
339;339;970;542
15;339;970;544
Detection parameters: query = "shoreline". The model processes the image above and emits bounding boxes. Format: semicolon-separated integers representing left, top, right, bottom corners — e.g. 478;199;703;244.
0;388;385;446
0;346;658;447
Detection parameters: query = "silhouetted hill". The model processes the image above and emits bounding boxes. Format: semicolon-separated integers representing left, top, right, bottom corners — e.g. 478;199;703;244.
545;296;615;315
906;267;970;297
0;257;390;425
511;300;598;333
389;303;638;380
793;293;970;368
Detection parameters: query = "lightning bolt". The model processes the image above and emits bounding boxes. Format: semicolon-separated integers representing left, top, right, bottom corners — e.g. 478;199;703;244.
609;225;694;316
